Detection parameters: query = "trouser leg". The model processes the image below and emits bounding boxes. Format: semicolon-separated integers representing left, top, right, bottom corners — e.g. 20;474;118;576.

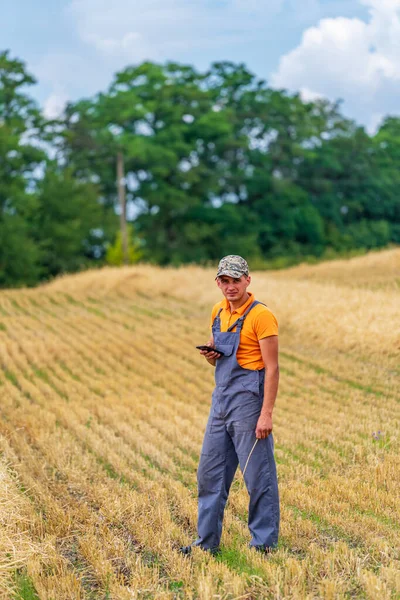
195;411;238;550
231;420;280;548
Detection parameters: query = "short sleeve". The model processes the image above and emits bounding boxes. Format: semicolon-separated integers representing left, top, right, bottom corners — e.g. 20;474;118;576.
254;308;278;340
209;304;219;329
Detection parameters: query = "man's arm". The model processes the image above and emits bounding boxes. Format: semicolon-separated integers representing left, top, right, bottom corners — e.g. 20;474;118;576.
256;335;279;439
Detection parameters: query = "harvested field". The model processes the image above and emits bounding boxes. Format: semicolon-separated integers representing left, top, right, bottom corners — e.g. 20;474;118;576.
0;249;399;599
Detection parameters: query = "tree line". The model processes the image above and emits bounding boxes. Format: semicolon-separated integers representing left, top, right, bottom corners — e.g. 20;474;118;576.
1;50;399;288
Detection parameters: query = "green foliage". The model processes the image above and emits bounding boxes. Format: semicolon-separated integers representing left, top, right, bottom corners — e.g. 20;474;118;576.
0;213;42;287
33;165;108;278
0;51;118;288
106;225;142;266
344;219;392;249
0;50;399;287
0;51;45;287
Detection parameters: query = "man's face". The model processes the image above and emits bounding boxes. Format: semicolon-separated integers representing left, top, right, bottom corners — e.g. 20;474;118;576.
216;274;251;302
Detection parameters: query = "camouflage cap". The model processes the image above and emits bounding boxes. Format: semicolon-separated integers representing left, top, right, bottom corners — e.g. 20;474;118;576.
216;255;249;279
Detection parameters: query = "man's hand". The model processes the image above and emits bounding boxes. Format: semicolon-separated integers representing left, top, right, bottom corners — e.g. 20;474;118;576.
255;413;273;439
199;340;221;366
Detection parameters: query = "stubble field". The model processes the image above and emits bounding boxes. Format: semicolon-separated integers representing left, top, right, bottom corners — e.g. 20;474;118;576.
0;248;399;599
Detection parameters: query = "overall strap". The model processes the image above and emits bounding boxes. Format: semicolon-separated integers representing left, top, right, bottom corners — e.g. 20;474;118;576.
212;307;223;328
226;300;260;332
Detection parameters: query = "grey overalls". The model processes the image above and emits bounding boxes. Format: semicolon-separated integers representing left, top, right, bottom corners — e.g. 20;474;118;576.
194;300;280;550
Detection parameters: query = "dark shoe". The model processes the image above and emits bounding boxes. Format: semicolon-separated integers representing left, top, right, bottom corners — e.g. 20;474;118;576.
207;546;221;556
179;544;220;556
252;544;273;555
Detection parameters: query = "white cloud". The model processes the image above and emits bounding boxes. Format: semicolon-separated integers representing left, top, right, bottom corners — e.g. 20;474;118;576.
39;0;287;118
43;89;69;119
367;111;385;134
67;0;284;61
300;87;324;102
34;52;97;91
271;0;400;128
29;0;399;129
32;51;113;116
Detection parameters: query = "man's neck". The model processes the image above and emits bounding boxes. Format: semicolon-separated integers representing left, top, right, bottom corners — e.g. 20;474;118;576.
229;292;250;312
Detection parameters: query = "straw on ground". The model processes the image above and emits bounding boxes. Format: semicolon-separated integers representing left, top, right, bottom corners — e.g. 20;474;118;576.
0;249;399;599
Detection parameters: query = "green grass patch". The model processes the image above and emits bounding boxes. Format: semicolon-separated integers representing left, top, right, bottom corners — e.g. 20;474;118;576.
4;369;19;387
140;549;169;580
353;507;400;530
13;570;40;600
130;304;161;319
288;505;363;548
33;368;69;401
89;386;104;397
28;297;57;318
215;546;266;578
63;294;107;317
28;298;40;308
140;452;168;474
64;294;80;305
57;360;82;382
33;368;50;383
10;299;29;315
0;304;9;316
280;352;384;397
169;580;184;592
94;454;139;489
84;305;107;318
279;366;297;377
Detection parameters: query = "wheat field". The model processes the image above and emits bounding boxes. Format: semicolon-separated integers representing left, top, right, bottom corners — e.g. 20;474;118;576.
0;249;399;599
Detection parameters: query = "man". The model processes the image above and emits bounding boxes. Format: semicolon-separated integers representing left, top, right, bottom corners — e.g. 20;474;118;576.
180;255;280;556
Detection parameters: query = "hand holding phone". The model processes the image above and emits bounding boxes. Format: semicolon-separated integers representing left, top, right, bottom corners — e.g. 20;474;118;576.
196;345;224;356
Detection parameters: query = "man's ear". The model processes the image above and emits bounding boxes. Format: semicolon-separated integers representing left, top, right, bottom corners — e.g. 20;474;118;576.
216;278;222;289
245;275;251;287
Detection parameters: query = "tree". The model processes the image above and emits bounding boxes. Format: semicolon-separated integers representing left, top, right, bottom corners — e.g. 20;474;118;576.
52;58;400;267
58;61;237;264
33;165;107;278
0;51;45;286
371;117;400;243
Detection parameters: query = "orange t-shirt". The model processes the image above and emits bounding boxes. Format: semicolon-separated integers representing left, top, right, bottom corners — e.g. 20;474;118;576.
209;292;278;370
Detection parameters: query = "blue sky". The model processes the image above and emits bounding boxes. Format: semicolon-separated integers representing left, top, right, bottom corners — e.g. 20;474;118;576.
3;0;400;130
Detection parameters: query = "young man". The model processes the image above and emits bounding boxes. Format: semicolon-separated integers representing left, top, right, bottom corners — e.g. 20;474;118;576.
180;255;280;556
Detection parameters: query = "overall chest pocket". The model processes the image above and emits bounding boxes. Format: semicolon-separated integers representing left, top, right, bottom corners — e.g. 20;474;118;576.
215;344;234;357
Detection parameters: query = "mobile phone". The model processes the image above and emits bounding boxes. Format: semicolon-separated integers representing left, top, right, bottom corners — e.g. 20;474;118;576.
196;345;224;356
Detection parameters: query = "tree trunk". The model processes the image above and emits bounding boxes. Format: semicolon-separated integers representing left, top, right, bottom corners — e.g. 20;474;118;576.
117;151;129;264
